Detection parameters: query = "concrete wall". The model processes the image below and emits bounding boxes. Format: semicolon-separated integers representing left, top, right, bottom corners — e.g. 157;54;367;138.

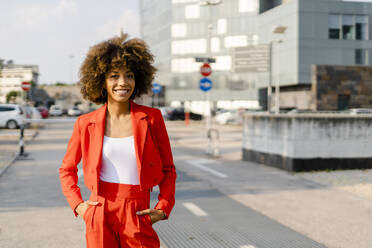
242;113;372;171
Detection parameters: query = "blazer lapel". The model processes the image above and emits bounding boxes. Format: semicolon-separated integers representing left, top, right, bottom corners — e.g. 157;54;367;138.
88;104;107;179
130;101;148;176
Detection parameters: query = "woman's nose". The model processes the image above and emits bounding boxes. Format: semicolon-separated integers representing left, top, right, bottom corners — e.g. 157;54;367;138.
118;75;126;85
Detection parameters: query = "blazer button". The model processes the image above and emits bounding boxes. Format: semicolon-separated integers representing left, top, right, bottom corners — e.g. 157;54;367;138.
149;162;153;167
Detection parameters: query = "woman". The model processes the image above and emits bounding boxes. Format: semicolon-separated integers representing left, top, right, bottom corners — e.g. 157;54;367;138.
59;33;177;248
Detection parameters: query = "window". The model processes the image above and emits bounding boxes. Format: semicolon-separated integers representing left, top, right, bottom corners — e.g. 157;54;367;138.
355;49;366;65
171;39;207;54
213;56;232;71
217;19;227;34
342;15;354;40
171;58;199;73
211;37;220;52
329;15;340;39
172;24;187;37
239;0;258;13
185;4;200;19
224;36;248;48
356;16;367;40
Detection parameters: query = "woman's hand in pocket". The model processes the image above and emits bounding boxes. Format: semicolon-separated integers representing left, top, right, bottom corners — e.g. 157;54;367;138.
75;201;99;218
136;209;166;224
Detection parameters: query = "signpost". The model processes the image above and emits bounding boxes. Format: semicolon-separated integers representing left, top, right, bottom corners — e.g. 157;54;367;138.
232;45;270;73
21;82;31;91
199;77;212;92
200;63;212;77
152;83;162;107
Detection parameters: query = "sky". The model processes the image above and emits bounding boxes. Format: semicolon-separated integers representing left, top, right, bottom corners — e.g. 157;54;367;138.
0;0;140;84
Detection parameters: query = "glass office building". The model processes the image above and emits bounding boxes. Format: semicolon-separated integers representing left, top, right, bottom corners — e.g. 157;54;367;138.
140;0;372;111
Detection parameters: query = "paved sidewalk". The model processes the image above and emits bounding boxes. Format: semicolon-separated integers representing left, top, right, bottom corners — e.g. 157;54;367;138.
165;121;372;248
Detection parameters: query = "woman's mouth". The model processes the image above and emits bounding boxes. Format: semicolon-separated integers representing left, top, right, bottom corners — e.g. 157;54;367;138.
113;89;130;96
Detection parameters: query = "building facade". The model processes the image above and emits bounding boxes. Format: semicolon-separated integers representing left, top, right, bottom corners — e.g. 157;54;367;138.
140;0;372;111
0;62;39;103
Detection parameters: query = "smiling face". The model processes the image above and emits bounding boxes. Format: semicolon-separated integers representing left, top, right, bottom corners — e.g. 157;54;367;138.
104;67;136;104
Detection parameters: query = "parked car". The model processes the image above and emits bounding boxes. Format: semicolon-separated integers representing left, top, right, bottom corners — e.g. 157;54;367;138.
0;104;26;129
158;106;174;120
49;105;63;116
68;106;82;116
168;107;203;121
30;107;42;119
349;108;372;115
37;106;49;118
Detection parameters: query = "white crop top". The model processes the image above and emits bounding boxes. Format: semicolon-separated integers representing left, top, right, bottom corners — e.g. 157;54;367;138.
99;136;140;185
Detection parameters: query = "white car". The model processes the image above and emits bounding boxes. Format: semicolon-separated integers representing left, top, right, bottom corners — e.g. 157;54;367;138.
0;104;26;129
49;105;63;116
67;106;82;116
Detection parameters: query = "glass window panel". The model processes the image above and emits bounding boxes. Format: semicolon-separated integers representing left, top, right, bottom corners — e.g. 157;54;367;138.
369;50;372;66
356;15;368;23
342;15;354;40
185;4;200;19
217;19;227;34
171;39;207;54
171;58;199;73
239;0;258;13
329;15;340;29
172;24;187;37
224;36;248;48
213;56;231;71
211;37;220;52
355;49;366;65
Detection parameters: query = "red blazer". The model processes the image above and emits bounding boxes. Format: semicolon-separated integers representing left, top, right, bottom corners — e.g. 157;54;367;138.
59;101;177;218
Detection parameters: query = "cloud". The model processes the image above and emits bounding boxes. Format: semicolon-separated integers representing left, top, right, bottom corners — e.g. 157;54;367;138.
96;9;140;39
6;0;77;32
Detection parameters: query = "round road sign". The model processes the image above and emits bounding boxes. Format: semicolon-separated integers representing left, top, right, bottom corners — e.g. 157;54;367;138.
21;82;31;91
152;83;162;94
199;77;212;92
200;63;212;77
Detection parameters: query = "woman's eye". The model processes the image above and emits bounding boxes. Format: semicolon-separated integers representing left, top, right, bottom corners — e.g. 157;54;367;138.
126;74;134;79
110;74;119;79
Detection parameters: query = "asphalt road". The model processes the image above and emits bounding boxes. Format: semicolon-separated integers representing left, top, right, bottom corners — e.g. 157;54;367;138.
0;120;351;248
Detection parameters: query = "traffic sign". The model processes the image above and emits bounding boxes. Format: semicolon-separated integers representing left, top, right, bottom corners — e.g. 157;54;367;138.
232;44;270;73
195;57;216;63
200;63;212;77
21;82;31;91
199;77;212;92
152;83;162;94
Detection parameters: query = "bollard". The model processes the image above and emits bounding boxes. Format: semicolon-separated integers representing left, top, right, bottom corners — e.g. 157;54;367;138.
207;128;220;157
185;112;190;125
19;123;25;156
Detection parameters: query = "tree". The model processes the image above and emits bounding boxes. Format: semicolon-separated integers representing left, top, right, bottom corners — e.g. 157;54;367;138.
6;90;21;103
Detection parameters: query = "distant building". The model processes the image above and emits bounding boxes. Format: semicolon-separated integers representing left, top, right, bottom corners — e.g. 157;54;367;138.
0;61;39;103
140;0;372;111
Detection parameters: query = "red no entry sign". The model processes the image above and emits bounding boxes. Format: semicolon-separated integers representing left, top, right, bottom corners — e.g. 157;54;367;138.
21;81;31;91
200;63;212;77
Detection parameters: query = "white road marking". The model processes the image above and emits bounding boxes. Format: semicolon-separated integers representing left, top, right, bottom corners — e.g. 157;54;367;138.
240;245;257;248
187;159;228;178
183;202;208;216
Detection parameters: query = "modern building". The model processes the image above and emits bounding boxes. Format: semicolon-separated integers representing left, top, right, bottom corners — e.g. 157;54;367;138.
139;0;372;111
0;61;39;103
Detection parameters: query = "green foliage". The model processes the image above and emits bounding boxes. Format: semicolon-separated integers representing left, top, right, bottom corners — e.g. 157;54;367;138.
6;90;21;103
55;82;68;86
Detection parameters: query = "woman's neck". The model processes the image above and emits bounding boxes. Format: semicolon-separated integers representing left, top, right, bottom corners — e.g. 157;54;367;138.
106;100;131;119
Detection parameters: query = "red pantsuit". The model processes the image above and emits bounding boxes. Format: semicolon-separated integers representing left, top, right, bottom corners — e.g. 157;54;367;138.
59;101;177;248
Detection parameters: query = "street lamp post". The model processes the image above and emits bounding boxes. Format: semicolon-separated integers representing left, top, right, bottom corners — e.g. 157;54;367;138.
69;55;75;84
200;0;222;156
271;26;287;114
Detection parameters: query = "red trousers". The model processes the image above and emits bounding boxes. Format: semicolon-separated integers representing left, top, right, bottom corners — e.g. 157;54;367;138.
83;181;160;248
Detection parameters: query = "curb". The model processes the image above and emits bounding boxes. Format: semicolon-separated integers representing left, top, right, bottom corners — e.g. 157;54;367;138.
0;129;39;178
0;154;18;177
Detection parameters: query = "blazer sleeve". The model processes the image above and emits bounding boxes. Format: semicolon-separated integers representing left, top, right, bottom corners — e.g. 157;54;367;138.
153;109;177;218
59;117;84;216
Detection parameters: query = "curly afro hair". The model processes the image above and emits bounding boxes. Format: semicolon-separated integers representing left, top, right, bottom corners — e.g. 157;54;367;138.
79;33;156;104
